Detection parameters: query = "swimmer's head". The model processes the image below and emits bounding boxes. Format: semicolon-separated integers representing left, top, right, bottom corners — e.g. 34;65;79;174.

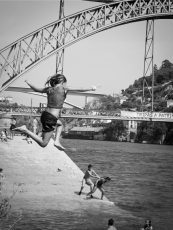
108;219;114;226
0;168;3;172
145;219;151;226
46;73;67;87
88;164;92;169
104;176;111;182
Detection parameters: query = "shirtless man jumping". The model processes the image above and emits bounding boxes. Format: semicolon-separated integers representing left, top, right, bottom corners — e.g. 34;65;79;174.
78;164;99;196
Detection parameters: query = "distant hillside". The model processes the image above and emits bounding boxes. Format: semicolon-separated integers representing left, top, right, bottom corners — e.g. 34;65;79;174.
86;59;173;112
124;60;173;97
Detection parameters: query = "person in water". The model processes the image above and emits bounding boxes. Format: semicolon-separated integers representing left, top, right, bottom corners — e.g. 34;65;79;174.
79;164;100;196
86;176;111;200
107;219;117;230
13;74;99;150
141;219;153;230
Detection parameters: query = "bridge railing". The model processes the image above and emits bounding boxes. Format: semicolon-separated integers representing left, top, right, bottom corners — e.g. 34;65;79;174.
0;106;121;117
0;106;43;114
1;106;173;122
61;108;121;117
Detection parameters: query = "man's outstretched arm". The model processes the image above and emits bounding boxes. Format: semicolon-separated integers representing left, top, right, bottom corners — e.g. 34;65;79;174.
91;170;100;178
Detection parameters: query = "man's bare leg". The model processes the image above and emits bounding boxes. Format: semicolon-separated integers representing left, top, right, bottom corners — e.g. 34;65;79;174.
13;125;53;148
54;120;65;150
78;185;84;195
99;187;105;200
86;185;96;198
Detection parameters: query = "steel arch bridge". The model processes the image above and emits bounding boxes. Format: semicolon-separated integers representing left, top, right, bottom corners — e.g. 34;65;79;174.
1;0;173;93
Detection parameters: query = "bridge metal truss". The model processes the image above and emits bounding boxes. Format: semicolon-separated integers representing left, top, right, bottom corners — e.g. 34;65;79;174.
0;106;173;122
56;0;65;74
1;0;173;93
142;19;154;111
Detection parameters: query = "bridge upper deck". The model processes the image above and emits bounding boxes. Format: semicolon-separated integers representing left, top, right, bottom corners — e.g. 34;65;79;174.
0;107;173;122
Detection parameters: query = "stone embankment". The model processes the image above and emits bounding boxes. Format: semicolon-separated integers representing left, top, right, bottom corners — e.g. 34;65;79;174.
0;136;112;213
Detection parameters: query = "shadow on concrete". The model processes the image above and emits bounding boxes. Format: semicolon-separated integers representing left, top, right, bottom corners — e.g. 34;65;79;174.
74;191;87;196
74;191;100;200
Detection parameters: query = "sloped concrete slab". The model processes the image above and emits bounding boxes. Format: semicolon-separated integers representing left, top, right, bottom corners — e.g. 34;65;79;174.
0;136;114;213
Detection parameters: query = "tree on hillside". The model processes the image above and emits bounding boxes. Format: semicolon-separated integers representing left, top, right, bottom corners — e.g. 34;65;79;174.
160;59;173;70
155;60;173;85
91;95;121;110
135;121;167;144
163;106;173;112
164;123;173;144
133;78;143;88
103;121;126;141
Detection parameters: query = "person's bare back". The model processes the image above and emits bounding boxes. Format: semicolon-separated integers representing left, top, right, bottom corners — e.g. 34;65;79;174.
107;219;117;230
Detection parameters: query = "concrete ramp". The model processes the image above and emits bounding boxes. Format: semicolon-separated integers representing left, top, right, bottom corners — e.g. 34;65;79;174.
0;136;113;213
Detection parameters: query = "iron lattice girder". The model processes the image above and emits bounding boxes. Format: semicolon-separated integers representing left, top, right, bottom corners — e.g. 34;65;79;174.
143;20;154;97
1;0;173;93
56;0;65;74
1;107;173;122
83;1;116;2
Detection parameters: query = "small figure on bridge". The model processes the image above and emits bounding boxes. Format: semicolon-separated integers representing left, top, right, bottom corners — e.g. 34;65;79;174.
13;73;100;150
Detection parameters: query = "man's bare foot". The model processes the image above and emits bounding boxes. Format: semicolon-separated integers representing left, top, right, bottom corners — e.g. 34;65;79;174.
13;125;27;132
54;142;65;151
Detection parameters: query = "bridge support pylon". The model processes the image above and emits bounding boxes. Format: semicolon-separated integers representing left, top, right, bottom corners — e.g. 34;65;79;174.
142;20;155;112
56;0;65;74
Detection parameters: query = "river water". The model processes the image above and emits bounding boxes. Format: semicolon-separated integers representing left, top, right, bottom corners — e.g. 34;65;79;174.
62;139;173;230
3;139;173;230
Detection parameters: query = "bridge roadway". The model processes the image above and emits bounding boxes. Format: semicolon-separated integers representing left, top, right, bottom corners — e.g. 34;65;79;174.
0;107;173;122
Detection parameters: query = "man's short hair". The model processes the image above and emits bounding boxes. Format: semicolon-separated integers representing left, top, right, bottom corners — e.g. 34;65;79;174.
0;168;3;172
88;164;92;168
108;219;114;226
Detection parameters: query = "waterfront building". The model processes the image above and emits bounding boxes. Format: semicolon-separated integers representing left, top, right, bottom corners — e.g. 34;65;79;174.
5;96;13;103
62;126;103;140
123;120;139;142
0;95;5;102
112;93;128;104
0;95;13;103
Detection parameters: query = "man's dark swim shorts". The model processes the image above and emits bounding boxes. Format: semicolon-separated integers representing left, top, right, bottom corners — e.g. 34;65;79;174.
40;111;57;132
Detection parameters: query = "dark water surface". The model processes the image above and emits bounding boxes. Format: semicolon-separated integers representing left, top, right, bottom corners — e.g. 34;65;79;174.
5;140;173;230
63;140;173;230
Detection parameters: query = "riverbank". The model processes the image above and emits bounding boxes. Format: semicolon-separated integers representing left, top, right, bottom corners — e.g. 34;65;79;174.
0;136;125;229
0;136;114;209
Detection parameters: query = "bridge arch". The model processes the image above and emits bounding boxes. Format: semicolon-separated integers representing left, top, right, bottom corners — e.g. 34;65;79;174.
0;0;173;92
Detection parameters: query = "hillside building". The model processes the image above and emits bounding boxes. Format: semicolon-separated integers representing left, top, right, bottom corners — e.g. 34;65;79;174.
161;100;173;108
113;93;128;104
123;120;139;141
0;95;13;103
62;126;103;140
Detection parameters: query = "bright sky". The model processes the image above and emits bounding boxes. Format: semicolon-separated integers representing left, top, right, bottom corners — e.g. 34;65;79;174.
0;0;173;107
